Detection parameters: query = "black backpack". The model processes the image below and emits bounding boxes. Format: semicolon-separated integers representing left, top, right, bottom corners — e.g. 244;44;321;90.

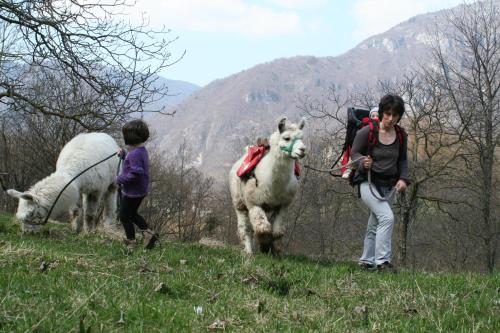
331;107;406;182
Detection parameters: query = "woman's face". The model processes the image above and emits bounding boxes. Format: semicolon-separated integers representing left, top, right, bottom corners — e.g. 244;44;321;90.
380;109;400;128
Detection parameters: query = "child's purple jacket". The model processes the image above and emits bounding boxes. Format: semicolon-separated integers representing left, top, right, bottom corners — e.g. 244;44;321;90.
116;146;150;198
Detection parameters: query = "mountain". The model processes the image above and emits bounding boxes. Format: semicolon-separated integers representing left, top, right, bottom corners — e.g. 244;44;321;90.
150;5;459;179
157;78;200;107
143;77;200;119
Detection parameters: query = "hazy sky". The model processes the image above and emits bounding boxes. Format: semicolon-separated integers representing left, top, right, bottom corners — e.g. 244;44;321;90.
129;0;467;86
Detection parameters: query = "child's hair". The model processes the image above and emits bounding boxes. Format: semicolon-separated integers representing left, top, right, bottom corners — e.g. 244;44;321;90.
122;119;149;145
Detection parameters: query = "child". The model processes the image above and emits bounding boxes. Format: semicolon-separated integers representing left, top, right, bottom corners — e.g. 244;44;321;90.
369;107;380;121
342;108;380;179
116;119;158;250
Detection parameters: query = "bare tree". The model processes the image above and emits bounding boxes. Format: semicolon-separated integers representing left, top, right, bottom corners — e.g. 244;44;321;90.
382;72;467;266
425;1;500;272
0;0;180;129
144;141;214;242
285;132;365;257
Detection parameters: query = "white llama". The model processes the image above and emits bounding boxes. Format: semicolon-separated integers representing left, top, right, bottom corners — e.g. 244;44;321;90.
229;117;306;254
7;133;120;233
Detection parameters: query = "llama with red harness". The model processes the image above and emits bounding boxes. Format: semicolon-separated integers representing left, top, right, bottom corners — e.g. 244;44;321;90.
229;117;306;255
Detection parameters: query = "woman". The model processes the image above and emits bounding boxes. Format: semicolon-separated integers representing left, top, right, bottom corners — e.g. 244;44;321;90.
351;94;410;272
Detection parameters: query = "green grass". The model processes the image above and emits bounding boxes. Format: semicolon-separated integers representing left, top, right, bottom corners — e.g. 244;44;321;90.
1;213;499;332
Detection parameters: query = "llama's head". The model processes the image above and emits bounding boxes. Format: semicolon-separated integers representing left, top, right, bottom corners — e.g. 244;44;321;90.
271;117;307;159
6;174;77;228
7;189;50;227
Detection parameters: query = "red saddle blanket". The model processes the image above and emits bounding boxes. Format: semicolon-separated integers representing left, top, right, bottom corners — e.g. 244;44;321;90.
236;145;301;178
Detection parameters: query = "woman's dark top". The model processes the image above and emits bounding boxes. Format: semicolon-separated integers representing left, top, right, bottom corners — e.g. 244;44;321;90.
351;126;410;186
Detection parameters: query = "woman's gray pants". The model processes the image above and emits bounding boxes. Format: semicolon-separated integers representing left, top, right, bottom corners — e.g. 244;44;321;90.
359;182;396;266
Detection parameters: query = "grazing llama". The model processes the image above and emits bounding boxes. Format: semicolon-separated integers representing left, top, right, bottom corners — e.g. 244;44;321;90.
7;133;119;233
229;117;306;254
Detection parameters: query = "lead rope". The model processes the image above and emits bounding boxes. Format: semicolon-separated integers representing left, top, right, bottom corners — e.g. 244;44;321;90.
367;169;396;202
0;173;8;193
304;156;395;202
42;152;119;225
116;157;122;212
408;194;418;307
303;155;365;173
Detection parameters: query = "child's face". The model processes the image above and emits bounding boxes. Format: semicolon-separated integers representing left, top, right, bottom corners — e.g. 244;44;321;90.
369;111;379;120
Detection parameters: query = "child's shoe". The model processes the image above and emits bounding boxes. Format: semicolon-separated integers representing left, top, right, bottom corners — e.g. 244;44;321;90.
123;238;138;250
142;229;159;250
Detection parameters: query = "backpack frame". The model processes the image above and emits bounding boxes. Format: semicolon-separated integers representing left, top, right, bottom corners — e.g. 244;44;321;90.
331;107;406;178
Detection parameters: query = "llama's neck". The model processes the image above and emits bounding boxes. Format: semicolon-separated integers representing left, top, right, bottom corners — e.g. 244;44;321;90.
30;172;79;216
254;131;296;187
263;145;295;180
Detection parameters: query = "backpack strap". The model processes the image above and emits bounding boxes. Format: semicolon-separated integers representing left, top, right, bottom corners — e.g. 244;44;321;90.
394;125;407;156
366;120;379;156
368;123;406;155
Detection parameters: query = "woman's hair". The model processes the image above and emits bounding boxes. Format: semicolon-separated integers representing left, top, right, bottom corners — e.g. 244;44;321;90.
122;119;149;145
378;94;405;122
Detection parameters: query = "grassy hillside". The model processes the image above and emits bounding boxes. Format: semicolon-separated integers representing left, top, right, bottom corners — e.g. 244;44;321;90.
1;213;499;332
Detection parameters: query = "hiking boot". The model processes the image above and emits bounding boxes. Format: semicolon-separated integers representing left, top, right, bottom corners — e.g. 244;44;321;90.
142;229;159;250
123;238;138;250
358;262;376;271
377;261;397;273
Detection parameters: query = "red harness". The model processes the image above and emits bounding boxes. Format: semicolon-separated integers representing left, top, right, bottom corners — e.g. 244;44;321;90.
237;145;301;178
340;117;406;174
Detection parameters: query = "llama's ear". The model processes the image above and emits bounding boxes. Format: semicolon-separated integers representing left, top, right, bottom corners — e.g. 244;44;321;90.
7;189;33;201
278;117;287;133
22;193;34;201
298;117;306;130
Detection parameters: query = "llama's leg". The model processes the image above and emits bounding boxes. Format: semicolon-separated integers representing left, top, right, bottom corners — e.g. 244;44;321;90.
236;209;254;254
70;195;83;233
83;192;100;233
248;206;273;253
269;207;285;239
257;233;274;254
248;206;272;234
270;207;286;256
102;183;118;227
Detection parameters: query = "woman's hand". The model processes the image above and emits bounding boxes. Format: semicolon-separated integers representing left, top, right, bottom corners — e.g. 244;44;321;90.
363;156;373;170
395;179;407;193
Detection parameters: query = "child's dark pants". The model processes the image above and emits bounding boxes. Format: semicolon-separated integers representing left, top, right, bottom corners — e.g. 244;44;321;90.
119;195;148;240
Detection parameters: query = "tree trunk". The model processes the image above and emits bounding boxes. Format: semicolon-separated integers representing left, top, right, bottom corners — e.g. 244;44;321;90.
481;143;496;273
398;184;418;266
